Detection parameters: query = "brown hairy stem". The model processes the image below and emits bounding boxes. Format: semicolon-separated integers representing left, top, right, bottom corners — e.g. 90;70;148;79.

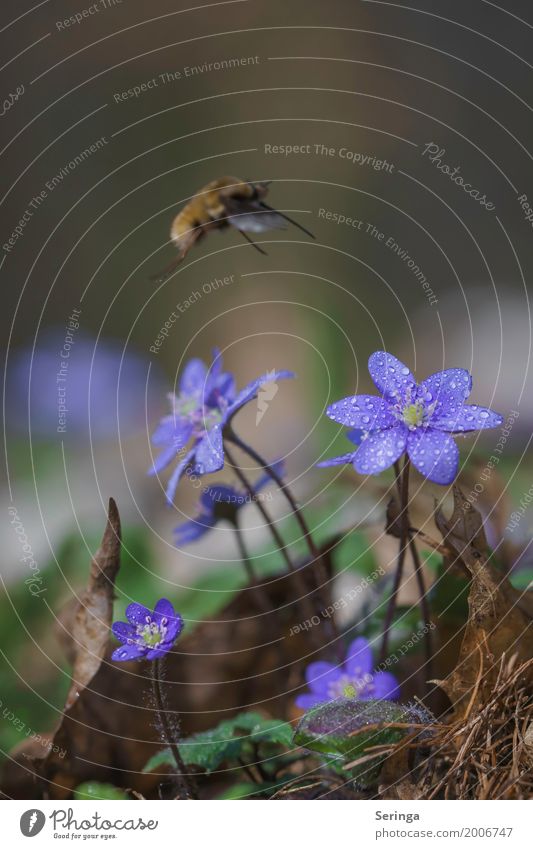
379;458;410;664
151;659;195;799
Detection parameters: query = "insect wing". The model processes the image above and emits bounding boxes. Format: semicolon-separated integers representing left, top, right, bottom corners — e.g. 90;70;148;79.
224;197;288;233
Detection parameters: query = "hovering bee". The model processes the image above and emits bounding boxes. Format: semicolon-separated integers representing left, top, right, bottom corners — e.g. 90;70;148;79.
152;176;315;281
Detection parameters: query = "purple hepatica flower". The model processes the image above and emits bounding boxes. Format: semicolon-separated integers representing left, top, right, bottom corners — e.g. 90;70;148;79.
295;637;399;710
318;351;503;485
174;461;284;546
150;349;293;503
111;598;183;662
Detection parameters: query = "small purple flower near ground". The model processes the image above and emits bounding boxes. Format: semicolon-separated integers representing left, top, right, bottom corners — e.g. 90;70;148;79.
295;637;400;710
174;461;284;545
318;351;503;485
112;598;183;661
149;349;293;503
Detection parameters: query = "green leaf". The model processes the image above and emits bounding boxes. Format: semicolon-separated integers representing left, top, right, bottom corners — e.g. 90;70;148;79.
74;782;129;800
429;561;469;622
239;714;294;747
143;713;293;775
218;782;263;799
510;569;533;591
294;698;431;786
219;777;292;799
334;530;380;577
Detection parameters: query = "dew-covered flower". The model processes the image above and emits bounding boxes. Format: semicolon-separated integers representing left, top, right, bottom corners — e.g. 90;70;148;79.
318;351;503;485
174;461;284;545
295;637;399;710
149;349;293;503
111;598;183;662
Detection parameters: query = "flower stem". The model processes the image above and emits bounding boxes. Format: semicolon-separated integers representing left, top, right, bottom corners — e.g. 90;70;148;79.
224;442;296;574
232;520;257;584
223;440;324;649
225;428;337;641
231;518;271;613
391;460;433;685
151;659;195;799
226;429;319;557
379;457;410;665
406;527;433;684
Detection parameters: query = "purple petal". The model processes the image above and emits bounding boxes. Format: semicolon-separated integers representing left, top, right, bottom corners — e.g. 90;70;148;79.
174;516;214;545
125;602;152;627
149;420;193;475
207;373;236;408
433;404;503;433
369;671;400;701
326;395;396;430
205;349;236;406
368;351;416;402
153;601;183;642
153;598;175;620
347;429;364;446
353;425;407;475
162;615;184;645
179;358;207;396
149;441;180;476
201;484;237;507
165;446;196;504
194;425;224;475
145;646;170;661
112;621;136;643
226;370;294;419
305;661;340;695
407;427;459;485
112;643;146;662
344;637;373;677
418;368;472;418
151;415;176;446
208;348;223;382
295;692;326;710
316;452;357;468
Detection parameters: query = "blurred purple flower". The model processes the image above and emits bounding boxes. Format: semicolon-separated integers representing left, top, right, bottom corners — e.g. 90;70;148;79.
318;351;503;485
295;637;400;710
150;349;293;504
174;460;284;545
112;598;183;662
6;330;162;440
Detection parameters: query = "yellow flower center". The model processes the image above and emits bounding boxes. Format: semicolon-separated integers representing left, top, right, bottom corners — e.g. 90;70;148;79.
138;622;165;647
402;401;425;427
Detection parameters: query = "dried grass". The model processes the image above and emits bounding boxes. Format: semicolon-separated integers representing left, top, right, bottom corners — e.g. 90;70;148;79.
412;655;533;799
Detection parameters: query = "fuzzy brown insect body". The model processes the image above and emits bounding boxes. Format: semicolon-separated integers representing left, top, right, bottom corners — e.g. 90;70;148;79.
152;176;314;281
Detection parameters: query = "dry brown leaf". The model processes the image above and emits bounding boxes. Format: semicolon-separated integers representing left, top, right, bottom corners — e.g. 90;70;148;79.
377;730;425;800
11;498;124;797
63;498;121;711
434;487;533;717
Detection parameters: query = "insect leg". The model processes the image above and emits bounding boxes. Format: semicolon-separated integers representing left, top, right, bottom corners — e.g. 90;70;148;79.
238;229;268;255
150;256;183;283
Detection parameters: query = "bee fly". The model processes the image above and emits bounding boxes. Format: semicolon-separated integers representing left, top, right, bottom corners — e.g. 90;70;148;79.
152;176;315;281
